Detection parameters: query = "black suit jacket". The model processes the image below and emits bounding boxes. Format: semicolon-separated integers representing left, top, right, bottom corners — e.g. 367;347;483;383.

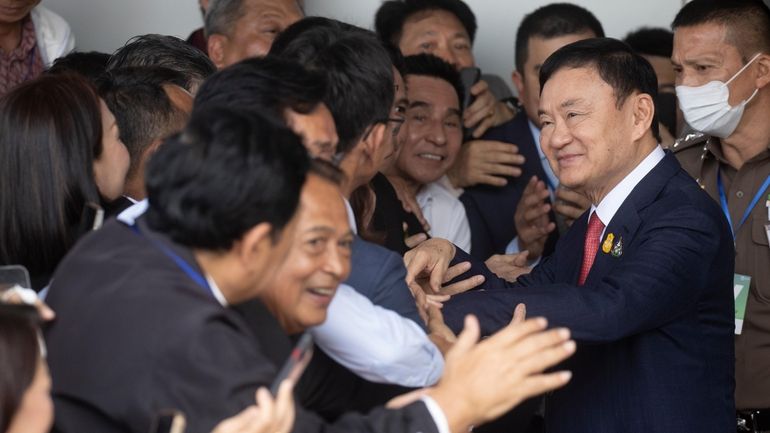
44;217;438;433
444;153;735;432
460;111;557;260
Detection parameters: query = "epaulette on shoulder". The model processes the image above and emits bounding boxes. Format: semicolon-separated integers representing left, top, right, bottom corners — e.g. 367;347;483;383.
670;132;709;153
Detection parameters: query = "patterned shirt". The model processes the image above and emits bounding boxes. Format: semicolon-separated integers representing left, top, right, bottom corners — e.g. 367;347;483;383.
0;15;44;96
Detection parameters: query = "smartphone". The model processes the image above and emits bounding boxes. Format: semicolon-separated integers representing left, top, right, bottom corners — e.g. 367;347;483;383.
149;409;186;433
459;67;482;140
0;264;31;291
269;332;314;395
459;67;481;110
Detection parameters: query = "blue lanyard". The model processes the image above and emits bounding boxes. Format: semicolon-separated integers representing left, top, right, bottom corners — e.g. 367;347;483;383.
717;170;770;239
128;223;215;299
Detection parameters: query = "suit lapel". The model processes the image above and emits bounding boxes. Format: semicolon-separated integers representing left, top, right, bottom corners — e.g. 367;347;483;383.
583;152;681;286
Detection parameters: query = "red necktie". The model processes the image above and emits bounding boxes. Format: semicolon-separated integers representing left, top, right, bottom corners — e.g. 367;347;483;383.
578;212;605;286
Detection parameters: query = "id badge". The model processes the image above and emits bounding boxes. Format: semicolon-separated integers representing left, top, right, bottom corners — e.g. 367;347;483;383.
734;274;751;335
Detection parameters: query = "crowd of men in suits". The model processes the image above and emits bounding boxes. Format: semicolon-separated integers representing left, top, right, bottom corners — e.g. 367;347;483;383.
1;0;769;432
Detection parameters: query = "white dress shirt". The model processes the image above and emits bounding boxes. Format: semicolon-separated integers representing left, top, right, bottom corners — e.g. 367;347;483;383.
418;178;472;252
589;145;665;231
310;284;444;386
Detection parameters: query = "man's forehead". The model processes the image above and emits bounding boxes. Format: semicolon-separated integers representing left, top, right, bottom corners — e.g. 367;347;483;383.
403;9;469;38
245;0;303;18
406;75;460;108
539;67;605;110
299;175;348;227
673;23;731;58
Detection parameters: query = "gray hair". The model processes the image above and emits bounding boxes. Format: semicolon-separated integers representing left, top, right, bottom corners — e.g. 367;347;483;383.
204;0;305;37
204;0;244;37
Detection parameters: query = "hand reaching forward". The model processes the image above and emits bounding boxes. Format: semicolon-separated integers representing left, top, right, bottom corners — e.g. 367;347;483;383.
429;314;574;432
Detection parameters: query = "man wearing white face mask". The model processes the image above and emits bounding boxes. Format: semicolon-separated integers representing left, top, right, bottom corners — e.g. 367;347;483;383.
671;1;770;430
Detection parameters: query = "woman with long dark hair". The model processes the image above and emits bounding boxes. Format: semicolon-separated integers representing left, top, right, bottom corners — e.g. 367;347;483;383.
0;73;130;290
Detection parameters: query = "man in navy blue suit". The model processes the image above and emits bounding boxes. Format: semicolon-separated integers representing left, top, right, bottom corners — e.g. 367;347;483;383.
406;38;735;432
461;3;604;261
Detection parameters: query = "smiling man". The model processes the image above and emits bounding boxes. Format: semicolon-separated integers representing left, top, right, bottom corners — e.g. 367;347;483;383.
43;106;577;433
384;53;471;252
414;37;736;432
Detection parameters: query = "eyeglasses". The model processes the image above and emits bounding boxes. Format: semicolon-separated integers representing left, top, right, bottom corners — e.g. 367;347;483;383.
360;116;406;144
377;117;405;135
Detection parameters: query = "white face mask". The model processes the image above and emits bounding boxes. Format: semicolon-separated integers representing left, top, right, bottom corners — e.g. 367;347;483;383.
675;53;762;138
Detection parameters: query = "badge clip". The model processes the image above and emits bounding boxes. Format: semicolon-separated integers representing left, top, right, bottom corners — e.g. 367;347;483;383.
602;233;614;254
611;237;623;258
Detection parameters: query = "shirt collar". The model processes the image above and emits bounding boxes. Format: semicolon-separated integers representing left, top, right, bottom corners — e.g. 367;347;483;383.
343;197;358;235
591;145;665;227
116;199;149;225
205;275;229;307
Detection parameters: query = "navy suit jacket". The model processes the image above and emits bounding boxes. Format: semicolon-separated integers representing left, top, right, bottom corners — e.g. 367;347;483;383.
445;153;735;432
345;236;425;329
460;110;557;260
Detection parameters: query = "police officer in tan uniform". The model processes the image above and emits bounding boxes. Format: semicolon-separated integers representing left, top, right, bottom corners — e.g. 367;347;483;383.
670;1;770;431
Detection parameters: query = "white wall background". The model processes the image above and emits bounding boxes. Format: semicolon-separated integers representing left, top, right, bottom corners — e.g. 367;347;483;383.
45;0;688;90
304;0;686;92
43;0;203;54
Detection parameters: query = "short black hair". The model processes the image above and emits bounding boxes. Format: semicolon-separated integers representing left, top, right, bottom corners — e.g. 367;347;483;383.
375;0;477;46
515;3;604;75
385;42;407;77
193;56;327;126
672;0;770;62
403;53;464;113
269;17;394;156
107;34;216;93
46;51;111;84
145;107;309;250
539;37;660;143
97;66;190;181
624;27;674;59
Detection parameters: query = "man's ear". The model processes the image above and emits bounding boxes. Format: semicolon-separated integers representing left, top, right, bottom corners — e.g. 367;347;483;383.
631;93;655;142
144;138;164;159
207;34;227;69
754;53;770;89
511;70;525;96
236;222;273;271
362;122;388;158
